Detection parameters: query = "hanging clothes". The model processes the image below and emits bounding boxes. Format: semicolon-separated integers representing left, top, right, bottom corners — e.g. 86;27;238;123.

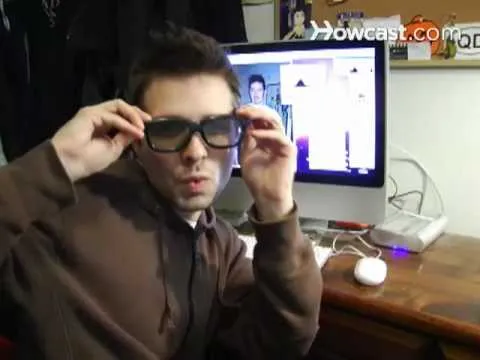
0;0;89;160
0;0;32;160
0;0;247;160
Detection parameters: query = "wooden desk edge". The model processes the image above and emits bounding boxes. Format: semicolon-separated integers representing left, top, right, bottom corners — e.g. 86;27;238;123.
323;290;480;349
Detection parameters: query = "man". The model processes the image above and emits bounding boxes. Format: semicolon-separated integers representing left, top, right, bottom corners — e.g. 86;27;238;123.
245;74;290;137
283;8;306;40
0;26;322;359
248;74;267;105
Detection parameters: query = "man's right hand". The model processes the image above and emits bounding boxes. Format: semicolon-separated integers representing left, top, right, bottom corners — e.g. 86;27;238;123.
51;99;151;182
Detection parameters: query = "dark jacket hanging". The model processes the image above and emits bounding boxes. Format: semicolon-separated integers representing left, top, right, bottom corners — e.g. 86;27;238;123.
0;0;247;161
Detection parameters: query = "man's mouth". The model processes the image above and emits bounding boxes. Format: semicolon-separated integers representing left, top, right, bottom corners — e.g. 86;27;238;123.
181;176;209;193
182;175;209;183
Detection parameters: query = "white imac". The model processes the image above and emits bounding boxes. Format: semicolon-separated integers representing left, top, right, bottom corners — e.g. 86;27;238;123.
214;39;388;226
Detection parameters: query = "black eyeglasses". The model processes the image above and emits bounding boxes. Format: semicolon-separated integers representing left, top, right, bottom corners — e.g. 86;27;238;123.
144;113;249;152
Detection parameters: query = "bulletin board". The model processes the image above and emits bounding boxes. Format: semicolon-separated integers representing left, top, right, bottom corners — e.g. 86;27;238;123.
311;0;479;31
273;0;480;67
308;0;480;67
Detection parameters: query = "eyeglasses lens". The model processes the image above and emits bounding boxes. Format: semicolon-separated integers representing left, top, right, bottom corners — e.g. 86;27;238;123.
146;116;244;152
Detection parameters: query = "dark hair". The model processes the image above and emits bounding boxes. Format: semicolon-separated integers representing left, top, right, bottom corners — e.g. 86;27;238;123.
126;23;240;108
248;74;265;90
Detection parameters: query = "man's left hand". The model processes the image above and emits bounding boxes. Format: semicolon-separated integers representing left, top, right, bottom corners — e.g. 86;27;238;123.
236;105;296;221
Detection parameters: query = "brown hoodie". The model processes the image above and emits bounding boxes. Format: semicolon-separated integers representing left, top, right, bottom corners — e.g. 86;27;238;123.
0;141;322;359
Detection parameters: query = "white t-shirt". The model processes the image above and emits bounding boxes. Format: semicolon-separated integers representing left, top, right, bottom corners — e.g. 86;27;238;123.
186;220;197;229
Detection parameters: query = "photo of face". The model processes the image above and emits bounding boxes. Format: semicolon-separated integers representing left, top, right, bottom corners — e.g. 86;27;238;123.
233;64;295;151
279;0;313;40
249;81;264;105
293;10;305;26
248;74;266;105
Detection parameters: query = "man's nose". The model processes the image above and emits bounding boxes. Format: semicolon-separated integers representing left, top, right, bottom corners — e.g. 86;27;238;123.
181;133;208;163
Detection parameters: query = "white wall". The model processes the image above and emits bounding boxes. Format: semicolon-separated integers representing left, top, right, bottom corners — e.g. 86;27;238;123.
242;4;480;237
389;70;480;237
243;4;275;42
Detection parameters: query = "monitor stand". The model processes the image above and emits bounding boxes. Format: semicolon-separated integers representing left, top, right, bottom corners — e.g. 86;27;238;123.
300;217;330;234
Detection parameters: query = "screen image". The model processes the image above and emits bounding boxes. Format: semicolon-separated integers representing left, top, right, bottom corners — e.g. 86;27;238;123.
228;47;378;178
235;64;294;141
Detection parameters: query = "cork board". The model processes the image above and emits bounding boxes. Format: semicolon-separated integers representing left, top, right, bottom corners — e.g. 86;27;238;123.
312;0;479;30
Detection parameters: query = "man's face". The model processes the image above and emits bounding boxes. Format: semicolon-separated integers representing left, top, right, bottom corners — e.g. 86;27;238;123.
294;10;305;26
136;74;236;219
249;81;265;105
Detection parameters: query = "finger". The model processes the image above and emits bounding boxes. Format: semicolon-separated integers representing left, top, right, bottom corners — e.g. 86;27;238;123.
249;129;290;145
133;106;152;122
96;132;135;165
247;129;295;155
239;128;256;160
236;105;283;131
110;131;135;153
102;99;150;130
95;111;145;140
236;105;281;127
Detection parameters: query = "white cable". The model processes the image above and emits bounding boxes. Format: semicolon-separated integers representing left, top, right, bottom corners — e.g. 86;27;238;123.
355;234;382;258
387;206;438;220
390;143;444;213
331;232;382;259
389;143;445;216
389;158;428;213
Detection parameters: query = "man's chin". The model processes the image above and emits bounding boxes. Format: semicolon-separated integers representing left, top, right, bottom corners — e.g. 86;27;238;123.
175;194;214;213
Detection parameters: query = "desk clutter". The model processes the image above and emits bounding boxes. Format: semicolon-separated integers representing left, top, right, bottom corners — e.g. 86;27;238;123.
305;233;480;359
237;222;480;357
238;229;388;287
227;143;447;292
238;233;333;268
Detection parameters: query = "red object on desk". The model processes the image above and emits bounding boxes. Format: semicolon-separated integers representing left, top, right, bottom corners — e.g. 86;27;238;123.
332;221;370;231
0;336;14;359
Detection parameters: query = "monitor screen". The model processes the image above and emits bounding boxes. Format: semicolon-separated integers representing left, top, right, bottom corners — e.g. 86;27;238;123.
224;40;386;188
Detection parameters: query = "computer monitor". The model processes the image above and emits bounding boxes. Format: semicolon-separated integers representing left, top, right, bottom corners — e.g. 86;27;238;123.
214;39;388;226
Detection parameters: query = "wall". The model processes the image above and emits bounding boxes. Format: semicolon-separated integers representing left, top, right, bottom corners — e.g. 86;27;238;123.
242;4;480;238
388;69;480;237
242;4;275;43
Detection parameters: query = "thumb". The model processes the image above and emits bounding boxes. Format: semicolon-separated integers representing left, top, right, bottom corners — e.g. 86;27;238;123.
108;132;135;159
239;132;256;165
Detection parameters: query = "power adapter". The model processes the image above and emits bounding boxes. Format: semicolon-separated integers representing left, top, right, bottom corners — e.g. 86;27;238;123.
369;210;448;253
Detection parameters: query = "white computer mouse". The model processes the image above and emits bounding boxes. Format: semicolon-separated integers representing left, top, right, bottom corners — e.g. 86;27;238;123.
353;257;387;286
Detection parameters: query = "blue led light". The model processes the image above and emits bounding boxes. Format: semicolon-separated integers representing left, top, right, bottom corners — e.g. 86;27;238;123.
391;245;409;257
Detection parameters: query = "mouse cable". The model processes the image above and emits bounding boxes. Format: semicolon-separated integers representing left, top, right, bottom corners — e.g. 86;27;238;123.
330;231;382;259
